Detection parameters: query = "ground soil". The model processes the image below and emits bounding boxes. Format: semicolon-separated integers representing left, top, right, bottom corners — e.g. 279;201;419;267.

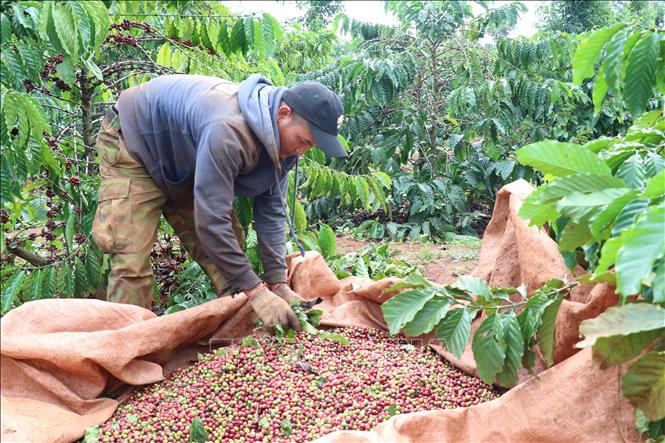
335;235;480;285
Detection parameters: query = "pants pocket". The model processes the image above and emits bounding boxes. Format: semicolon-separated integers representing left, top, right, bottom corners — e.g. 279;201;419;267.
92;177;137;253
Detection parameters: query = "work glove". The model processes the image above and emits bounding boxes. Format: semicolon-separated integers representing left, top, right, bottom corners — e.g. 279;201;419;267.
248;285;301;331
269;282;305;305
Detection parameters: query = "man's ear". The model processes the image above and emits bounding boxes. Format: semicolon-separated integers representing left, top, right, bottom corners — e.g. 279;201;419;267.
277;103;293;121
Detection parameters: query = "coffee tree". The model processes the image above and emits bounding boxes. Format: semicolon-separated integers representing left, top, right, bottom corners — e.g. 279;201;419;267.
383;23;664;434
0;0;388;314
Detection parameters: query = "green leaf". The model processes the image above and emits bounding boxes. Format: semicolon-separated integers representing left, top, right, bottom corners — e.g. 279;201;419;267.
51;2;79;58
261;13;283;54
602;28;628;91
65;209;75;251
516;141;611;177
57;263;74;296
316;224;336;258
592;330;664;368
381;287;437;335
82;57;103;81
495;313;524;387
280;419;292;436
320;331;350;345
85;246;102;289
612;198;649;236
577;303;665;361
0;13;11;44
594;236;624;276
403;299;450;336
520;293;552;340
624;32;659;117
230;18;247;54
74;258;89;296
294;200;307;235
435;308;472;358
1;270;25;315
452;275;492;300
199;21;213;50
572;24;624;85
156;42;172;67
641;171;665;199
653;260;665;304
616;154;646;189
592;63;609;114
590;189;639;238
520;173;625;226
55;55;75;86
556;188;631;224
472;313;507;384
616;204;665;298
83;426;99;443
584;137;618;154
79;1;110;51
248;17;266;55
28;269;42;301
622;351;665;421
538;295;563;367
41;267;56;299
373;171;392;189
189;417;208;443
558;222;593;251
39;2;63;55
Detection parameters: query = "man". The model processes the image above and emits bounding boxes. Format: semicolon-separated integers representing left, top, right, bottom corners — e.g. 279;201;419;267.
91;74;347;330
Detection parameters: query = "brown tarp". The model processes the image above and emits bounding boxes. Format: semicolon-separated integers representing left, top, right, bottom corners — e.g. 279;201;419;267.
0;180;637;442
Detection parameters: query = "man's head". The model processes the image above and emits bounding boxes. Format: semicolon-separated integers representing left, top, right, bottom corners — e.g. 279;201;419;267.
277;81;347;160
276;105;317;158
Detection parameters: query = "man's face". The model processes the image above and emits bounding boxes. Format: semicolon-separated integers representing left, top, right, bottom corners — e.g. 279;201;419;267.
277;105;316;159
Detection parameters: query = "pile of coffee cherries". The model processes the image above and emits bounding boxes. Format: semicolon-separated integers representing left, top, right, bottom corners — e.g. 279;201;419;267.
99;327;498;442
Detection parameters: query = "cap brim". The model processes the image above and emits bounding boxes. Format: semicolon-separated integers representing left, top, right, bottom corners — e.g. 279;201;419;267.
308;123;348;158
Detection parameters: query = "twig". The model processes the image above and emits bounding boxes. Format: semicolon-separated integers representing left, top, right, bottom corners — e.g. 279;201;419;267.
6;245;50;267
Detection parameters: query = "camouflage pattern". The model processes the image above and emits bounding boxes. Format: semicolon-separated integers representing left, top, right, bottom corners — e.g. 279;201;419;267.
92;108;244;309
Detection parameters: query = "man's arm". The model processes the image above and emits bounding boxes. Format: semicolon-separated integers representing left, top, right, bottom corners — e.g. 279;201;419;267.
253;170;289;284
194;123;262;293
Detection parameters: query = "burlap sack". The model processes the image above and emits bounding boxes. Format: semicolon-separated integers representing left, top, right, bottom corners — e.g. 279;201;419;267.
472;179;572;294
0;180;636;443
1;295;247;442
287;250;342;299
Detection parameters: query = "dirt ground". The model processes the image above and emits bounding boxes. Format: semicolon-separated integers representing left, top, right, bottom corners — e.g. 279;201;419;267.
335;235;480;285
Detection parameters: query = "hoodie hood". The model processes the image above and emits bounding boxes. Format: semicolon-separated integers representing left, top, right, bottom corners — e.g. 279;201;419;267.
237;74;287;173
237;74;306;257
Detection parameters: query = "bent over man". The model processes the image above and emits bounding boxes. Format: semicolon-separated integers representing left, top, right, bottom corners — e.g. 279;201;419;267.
92;74;346;330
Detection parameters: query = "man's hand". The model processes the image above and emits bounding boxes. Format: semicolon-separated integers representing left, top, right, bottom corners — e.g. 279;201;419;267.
269;282;305;305
247;284;301;331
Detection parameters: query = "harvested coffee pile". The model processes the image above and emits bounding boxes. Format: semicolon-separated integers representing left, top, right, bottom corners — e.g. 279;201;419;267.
99;327;498;442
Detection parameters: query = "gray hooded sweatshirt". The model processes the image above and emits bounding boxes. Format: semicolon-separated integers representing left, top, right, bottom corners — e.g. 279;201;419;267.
116;74;297;293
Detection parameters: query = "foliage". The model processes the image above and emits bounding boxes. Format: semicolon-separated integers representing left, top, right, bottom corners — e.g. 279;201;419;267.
516;24;664;427
303;1;536;239
382;274;572;385
517;112;663;297
0;0;378;315
162;261;217;314
295;0;344;29
328;243;418;280
536;0;618;35
537;0;665;35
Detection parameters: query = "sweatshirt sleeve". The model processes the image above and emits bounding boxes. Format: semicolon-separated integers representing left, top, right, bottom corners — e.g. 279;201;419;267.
194;123;262;293
252;170;289;284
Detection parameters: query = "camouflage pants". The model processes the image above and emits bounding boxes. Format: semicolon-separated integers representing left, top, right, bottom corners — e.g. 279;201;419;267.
92;108;245;309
